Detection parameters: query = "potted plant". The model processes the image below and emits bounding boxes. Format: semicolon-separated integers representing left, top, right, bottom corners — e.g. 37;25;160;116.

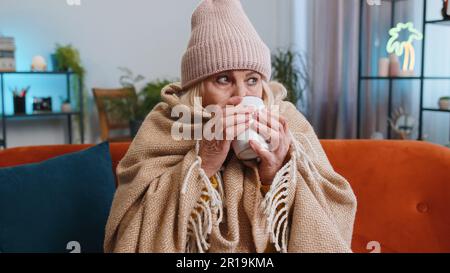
106;68;172;137
438;96;450;110
271;48;310;115
118;66;145;90
52;44;86;142
53;44;85;77
129;79;171;136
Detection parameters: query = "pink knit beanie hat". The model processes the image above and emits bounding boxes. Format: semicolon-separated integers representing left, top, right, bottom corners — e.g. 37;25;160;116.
181;0;272;89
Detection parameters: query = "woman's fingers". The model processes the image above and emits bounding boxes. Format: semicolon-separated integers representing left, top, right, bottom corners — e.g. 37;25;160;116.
279;116;291;144
252;115;292;154
207;109;250;140
216;104;255;140
223;105;255;119
220;113;250;140
209;116;251;140
256;109;281;132
251;120;280;151
225;121;250;140
223;113;249;129
249;140;272;162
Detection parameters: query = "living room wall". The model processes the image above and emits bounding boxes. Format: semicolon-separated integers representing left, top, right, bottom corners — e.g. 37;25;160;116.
0;0;304;146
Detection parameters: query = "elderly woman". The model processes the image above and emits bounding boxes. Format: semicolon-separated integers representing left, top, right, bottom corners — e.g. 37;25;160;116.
104;0;356;253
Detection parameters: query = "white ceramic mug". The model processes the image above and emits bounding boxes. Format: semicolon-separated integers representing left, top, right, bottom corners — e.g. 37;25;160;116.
232;96;269;160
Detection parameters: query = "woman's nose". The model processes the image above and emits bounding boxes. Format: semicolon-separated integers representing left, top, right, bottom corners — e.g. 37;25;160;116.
233;82;248;97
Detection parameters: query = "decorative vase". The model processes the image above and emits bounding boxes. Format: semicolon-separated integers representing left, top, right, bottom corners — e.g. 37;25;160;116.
443;0;450;20
378;58;389;77
389;54;400;77
31;55;47;71
370;131;384;139
61;102;72;113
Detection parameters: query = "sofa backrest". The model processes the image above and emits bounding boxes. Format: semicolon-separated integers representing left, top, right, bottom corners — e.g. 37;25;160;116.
322;140;450;253
1;140;449;253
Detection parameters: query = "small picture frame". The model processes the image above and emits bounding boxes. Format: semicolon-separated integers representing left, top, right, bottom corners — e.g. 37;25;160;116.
32;97;53;113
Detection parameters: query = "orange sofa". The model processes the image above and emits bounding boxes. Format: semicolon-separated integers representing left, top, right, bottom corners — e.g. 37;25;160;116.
1;140;449;253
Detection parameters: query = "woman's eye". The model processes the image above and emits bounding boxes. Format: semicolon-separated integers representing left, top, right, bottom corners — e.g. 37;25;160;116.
247;77;258;86
216;76;230;85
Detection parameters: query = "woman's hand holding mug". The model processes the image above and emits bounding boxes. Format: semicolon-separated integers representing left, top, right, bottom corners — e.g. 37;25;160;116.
200;96;291;185
248;109;292;185
199;96;254;178
232;96;292;185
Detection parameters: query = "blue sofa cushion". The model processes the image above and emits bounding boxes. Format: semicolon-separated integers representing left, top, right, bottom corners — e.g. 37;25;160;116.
0;142;116;253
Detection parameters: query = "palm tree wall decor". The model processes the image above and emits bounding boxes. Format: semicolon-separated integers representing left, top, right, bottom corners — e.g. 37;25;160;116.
386;22;423;73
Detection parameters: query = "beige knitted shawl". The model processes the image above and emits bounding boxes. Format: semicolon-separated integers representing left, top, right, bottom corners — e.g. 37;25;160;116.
104;82;357;253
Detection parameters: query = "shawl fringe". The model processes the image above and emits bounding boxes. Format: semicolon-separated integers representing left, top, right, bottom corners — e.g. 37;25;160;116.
181;140;224;253
260;130;322;253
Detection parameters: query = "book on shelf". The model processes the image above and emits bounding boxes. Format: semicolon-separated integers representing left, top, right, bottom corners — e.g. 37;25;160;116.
0;36;16;72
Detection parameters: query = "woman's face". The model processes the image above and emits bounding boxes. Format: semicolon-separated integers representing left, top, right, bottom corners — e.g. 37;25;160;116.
201;70;263;107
